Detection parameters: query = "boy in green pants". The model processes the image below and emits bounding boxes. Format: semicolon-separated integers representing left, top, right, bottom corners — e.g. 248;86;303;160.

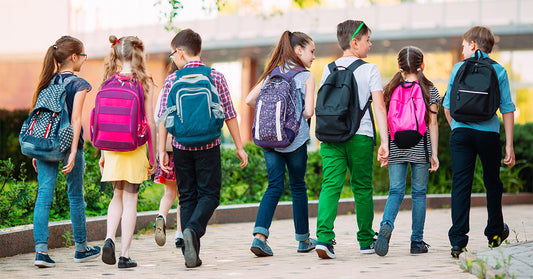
315;20;389;259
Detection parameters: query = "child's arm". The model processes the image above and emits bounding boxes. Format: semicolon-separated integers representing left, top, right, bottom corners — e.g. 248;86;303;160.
62;88;88;174
444;108;452;126
144;84;157;175
245;80;264;108
303;74;315;119
428;103;439;172
502;112;515;167
371;90;389;168
225;118;248;168
158;122;171;173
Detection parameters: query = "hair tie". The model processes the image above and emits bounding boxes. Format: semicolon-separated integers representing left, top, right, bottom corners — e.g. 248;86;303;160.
111;38;121;48
53;45;57;49
417;68;421;72
132;43;144;51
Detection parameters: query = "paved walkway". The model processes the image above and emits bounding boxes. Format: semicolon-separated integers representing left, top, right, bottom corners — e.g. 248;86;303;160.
1;204;532;278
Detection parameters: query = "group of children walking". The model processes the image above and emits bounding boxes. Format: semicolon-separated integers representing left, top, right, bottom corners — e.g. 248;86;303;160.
26;18;515;269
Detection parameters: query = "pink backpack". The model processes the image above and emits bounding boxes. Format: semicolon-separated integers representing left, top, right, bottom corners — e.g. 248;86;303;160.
90;74;153;164
387;81;427;149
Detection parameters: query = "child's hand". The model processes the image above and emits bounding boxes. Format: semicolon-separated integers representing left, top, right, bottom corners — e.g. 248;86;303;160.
429;155;439;172
32;158;38;173
148;165;156;176
159;151;172;173
377;143;389;168
504;145;515;167
236;148;248;168
62;151;76;174
98;156;105;176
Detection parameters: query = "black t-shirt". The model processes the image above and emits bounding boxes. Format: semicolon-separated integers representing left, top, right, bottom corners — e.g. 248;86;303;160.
58;73;92;150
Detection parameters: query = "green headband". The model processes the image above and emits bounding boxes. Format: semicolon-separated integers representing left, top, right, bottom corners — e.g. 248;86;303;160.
350;22;365;42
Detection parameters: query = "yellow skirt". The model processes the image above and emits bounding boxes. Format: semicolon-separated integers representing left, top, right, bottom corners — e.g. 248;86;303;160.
101;144;149;184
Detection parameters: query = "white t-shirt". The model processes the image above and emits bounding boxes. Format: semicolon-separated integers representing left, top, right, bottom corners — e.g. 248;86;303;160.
319;57;383;138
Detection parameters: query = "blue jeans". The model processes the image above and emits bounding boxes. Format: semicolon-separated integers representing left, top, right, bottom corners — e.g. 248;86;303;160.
253;144;310;241
34;151;87;253
381;162;429;242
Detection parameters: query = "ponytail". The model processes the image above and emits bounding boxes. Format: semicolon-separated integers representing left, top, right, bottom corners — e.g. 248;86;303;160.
31;36;84;111
256;31;312;85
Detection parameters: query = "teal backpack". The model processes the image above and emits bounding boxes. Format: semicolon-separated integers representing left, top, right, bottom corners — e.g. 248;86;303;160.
159;67;225;147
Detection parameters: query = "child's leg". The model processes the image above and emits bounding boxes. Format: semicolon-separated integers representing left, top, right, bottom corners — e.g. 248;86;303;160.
476;131;505;239
316;142;347;244
448;128;477;248
253;149;288;240
119;182;139;258
65;151;89;252
410;162;430;242
286;144;310;241
158;180;178;218
105;182;124;241
381;163;409;229
33;159;60;254
346;135;375;248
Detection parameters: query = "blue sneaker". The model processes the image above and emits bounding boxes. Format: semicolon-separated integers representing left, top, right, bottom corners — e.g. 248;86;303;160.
316;241;335;259
34;253;56;268
375;223;393;256
74;245;101;263
298;237;317;253
250;237;273;257
360;237;376;254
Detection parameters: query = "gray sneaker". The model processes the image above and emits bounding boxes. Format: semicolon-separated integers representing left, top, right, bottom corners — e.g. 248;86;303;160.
250;237;273;257
375;223;393;256
155;215;166;246
297;237;317;253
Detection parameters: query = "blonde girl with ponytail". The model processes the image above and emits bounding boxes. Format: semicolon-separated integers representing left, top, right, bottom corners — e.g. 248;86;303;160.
99;35;156;268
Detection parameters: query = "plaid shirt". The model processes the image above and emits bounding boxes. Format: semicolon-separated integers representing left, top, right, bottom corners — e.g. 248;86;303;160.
158;61;237;151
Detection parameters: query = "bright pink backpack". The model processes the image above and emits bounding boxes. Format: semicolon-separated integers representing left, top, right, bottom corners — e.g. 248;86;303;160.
387;81;427;149
91;74;153;164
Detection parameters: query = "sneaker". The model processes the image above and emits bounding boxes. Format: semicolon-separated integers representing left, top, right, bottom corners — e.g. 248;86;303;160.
34;253;56;268
250;237;273;257
410;241;430;254
297;237;317;253
155;215;166;246
360;238;376;254
118;256;137;268
451;245;466;258
375;223;393;256
183;228;202;268
488;223;509;248
175;237;184;249
102;238;116;265
74;245;101;263
316;241;336;259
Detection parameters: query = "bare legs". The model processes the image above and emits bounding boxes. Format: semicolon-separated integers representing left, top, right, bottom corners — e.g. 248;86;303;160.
105;181;139;258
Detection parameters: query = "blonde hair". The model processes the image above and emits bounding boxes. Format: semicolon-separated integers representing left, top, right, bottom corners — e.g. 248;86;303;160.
101;35;154;97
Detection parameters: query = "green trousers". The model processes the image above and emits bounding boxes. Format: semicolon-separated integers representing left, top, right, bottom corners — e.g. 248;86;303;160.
316;134;375;247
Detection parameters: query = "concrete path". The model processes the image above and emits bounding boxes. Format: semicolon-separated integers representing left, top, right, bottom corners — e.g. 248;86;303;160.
1;204;532;278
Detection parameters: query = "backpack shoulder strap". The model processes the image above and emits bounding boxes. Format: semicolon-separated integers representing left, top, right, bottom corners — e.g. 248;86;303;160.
361;96;376;146
347;59;367;72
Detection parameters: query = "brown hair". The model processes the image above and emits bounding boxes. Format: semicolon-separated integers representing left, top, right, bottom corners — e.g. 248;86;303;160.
102;35;154;97
383;46;437;122
31;36;84;110
463;26;495;53
257;31;312;84
171;29;202;56
337;20;371;51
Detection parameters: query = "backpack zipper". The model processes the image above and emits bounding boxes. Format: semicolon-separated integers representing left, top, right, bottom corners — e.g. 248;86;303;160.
177;88;212;123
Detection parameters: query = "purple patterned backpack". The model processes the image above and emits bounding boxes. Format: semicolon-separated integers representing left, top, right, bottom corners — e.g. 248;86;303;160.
252;66;306;148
